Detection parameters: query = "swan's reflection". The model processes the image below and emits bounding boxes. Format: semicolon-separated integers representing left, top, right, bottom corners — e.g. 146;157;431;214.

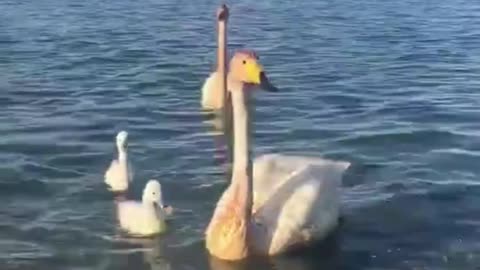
203;108;234;177
141;236;172;270
207;228;343;270
101;222;342;270
108;235;172;270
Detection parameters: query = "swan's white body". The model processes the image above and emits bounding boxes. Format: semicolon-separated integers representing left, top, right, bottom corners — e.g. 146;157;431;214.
250;153;350;254
104;131;132;192
201;71;224;110
117;180;169;236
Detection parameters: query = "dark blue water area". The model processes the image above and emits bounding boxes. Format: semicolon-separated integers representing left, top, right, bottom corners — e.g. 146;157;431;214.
1;0;480;269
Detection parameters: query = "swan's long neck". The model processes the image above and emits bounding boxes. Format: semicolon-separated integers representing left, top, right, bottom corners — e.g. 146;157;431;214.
117;145;127;161
217;18;234;163
217;19;227;110
230;86;253;221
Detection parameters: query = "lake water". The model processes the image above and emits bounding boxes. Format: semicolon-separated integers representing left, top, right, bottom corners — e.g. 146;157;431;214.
1;0;480;269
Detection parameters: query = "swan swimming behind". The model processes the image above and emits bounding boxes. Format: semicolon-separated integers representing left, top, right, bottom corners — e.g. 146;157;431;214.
201;5;229;111
200;5;276;111
104;130;132;192
117;179;172;236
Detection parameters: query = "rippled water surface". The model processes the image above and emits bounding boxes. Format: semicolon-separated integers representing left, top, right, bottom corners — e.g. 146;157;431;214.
1;0;480;269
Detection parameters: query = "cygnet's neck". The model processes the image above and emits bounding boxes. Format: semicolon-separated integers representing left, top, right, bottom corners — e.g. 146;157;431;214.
117;144;127;161
143;193;164;208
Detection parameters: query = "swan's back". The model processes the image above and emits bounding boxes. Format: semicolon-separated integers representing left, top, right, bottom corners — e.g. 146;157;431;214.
252;154;349;210
250;154;350;254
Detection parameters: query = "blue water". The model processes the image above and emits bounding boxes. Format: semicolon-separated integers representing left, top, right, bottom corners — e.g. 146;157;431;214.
1;0;480;269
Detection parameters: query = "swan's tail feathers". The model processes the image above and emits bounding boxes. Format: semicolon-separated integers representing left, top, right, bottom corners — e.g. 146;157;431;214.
335;161;351;172
325;160;350;186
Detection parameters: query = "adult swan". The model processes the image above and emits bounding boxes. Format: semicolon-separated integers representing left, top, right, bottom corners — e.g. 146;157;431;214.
205;51;350;260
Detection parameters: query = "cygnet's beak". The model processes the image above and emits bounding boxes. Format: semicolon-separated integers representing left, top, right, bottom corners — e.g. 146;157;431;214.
259;71;279;92
162;205;174;216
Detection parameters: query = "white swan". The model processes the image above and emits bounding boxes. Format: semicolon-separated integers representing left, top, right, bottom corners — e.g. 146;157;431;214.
201;5;229;111
117;179;172;236
201;5;276;111
104;130;132;192
205;51;350;260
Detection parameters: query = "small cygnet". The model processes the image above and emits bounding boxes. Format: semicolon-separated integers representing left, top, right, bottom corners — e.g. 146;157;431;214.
104;131;132;192
116;180;172;236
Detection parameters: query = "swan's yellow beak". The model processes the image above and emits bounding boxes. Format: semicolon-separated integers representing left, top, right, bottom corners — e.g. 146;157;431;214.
245;61;279;92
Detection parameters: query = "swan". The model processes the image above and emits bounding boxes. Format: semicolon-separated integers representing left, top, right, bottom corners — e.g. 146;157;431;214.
205;51;350;260
117;179;172;236
104;130;133;192
201;4;276;111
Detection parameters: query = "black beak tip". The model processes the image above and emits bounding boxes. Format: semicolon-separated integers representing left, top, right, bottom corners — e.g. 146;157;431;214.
259;72;279;92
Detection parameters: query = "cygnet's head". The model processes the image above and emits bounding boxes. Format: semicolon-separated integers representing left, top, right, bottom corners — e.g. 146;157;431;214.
142;179;163;206
229;50;279;92
116;130;128;150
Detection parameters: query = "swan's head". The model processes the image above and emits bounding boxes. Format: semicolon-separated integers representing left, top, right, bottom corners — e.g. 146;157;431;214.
229;50;279;92
216;4;229;22
142;179;163;206
116;130;128;150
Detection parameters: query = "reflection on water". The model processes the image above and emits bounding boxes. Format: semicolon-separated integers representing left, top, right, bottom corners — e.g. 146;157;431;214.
103;229;344;270
203;109;234;178
100;235;172;270
207;230;343;270
143;238;172;270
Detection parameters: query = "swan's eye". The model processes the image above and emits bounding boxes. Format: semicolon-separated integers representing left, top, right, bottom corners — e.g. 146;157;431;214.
152;192;156;195
242;60;246;64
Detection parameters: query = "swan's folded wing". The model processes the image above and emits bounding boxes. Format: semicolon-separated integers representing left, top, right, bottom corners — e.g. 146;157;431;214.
252;157;349;254
252;153;350;211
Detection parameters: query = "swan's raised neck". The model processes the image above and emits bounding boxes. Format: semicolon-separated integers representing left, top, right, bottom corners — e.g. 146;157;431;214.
116;130;128;159
216;4;229;112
